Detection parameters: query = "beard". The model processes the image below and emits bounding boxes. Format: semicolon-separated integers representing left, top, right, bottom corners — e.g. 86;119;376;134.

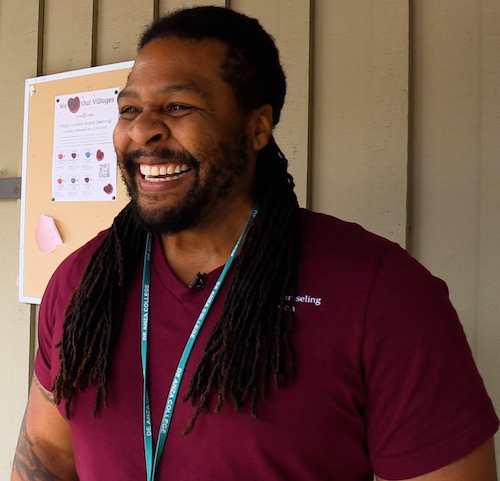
119;134;250;235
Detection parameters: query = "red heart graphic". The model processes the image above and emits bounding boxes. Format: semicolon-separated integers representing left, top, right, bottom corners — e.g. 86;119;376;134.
104;184;113;194
96;150;104;161
68;97;80;113
58;154;63;160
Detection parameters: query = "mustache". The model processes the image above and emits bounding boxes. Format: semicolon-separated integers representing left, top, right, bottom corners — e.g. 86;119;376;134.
122;148;198;168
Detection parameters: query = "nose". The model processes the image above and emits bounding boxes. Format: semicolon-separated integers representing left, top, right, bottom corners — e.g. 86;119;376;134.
128;112;169;146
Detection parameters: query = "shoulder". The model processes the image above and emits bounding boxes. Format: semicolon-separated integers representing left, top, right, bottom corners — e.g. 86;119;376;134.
299;208;397;256
298;208;441;281
40;230;109;320
299;209;451;313
298;208;408;280
295;209;455;337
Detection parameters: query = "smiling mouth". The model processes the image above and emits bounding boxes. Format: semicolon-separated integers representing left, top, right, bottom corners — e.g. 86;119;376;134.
140;163;191;182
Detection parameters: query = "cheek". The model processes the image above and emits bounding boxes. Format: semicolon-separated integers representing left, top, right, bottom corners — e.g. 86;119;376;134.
113;123;129;153
172;129;209;163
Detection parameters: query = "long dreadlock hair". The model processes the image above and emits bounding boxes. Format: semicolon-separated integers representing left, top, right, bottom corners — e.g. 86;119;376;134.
52;7;301;429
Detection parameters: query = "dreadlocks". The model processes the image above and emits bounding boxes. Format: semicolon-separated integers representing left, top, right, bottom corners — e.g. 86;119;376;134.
52;6;302;428
183;136;300;432
52;203;147;415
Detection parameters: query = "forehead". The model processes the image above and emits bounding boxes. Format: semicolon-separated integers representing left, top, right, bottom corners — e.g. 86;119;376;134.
123;37;230;95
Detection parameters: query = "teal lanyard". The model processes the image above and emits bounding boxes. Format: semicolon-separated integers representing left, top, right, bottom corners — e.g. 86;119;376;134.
141;205;259;481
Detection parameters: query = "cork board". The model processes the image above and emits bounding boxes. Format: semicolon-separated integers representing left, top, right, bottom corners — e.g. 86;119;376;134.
19;61;133;303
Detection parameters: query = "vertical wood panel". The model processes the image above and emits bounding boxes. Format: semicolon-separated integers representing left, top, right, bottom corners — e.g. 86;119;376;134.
312;1;409;245
0;0;39;477
96;0;154;66
477;0;500;443
409;2;482;344
231;0;311;206
42;0;93;74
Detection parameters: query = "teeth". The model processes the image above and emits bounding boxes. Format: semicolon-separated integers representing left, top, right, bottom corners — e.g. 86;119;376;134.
140;163;190;178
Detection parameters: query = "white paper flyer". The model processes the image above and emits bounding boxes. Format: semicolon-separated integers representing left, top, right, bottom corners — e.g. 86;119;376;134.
52;87;119;202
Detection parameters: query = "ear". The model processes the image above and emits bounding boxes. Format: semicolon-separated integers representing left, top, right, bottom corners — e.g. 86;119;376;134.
248;104;273;151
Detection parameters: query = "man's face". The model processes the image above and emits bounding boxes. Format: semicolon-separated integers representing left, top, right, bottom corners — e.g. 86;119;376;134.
113;37;257;234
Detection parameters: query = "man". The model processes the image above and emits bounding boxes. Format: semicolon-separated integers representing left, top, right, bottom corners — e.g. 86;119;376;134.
12;6;498;481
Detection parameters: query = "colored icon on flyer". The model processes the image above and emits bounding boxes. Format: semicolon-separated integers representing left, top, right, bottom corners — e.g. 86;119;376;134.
96;149;105;161
68;96;80;113
104;184;113;194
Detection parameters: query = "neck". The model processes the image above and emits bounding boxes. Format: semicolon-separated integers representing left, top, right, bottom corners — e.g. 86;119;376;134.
160;198;255;286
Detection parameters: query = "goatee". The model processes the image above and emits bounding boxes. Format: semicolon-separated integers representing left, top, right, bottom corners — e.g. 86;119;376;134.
119;137;249;235
120;147;204;235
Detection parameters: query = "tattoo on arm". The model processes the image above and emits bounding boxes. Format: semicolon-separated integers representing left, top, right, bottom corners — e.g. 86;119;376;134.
33;377;55;405
12;414;61;481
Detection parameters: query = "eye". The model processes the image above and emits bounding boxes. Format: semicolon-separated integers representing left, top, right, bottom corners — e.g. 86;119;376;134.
166;104;193;116
119;106;141;120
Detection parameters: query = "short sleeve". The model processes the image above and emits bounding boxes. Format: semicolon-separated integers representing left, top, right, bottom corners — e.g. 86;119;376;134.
35;270;65;390
363;246;498;479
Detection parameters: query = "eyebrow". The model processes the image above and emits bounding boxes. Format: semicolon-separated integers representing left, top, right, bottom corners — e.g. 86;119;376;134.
117;83;210;102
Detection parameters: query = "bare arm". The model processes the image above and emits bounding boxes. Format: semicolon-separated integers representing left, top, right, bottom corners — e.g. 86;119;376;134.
11;375;78;481
376;438;497;481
